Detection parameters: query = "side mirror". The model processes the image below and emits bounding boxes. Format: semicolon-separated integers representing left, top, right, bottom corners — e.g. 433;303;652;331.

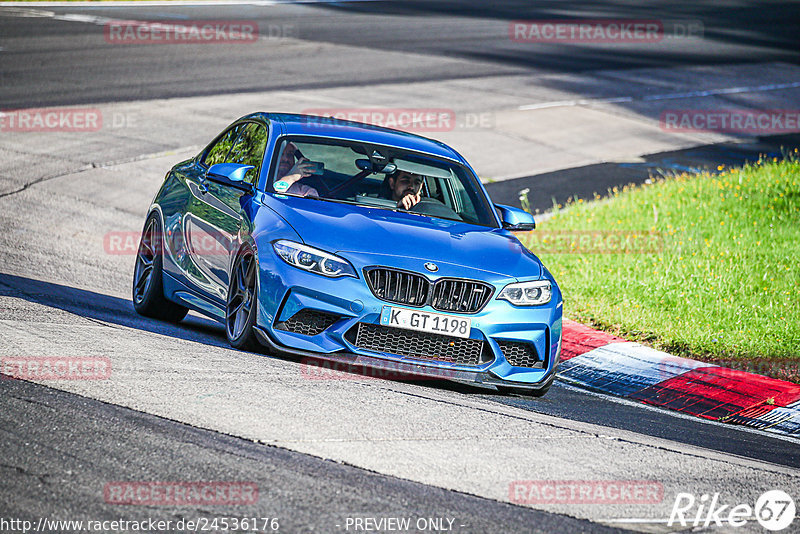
496;204;536;231
207;163;255;192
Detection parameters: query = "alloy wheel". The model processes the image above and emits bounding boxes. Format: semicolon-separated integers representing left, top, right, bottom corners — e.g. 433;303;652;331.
226;251;256;341
133;217;157;304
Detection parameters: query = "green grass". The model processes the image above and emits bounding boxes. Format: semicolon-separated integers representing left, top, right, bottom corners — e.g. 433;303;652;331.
518;152;800;381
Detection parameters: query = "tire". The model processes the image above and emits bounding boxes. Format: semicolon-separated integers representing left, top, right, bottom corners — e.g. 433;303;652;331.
225;247;260;351
132;212;189;322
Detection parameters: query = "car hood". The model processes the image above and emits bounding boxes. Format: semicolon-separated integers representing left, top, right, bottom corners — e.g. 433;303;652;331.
264;195;543;281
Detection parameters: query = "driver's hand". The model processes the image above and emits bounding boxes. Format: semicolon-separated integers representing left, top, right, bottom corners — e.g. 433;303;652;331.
287;158;314;180
397;193;421;210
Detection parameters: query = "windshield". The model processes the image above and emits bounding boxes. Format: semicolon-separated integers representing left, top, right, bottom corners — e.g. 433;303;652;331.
268;137;498;228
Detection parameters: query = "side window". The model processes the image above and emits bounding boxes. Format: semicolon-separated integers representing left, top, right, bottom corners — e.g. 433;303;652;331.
226;123;268;184
451;178;480;223
202;124;244;167
427;177;446;204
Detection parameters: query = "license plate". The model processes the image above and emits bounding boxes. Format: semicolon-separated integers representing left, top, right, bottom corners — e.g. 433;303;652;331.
379;306;471;339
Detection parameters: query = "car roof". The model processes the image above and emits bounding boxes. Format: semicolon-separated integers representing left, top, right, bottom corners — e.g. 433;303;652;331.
240;112;466;163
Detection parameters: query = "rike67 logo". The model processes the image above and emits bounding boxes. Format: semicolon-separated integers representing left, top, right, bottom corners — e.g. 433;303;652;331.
669;490;795;531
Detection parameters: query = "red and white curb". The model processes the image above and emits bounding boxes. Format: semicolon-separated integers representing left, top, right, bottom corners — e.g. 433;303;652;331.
558;320;800;436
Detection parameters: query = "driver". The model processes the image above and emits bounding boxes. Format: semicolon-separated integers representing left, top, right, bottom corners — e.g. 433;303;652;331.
386;170;424;210
274;142;319;197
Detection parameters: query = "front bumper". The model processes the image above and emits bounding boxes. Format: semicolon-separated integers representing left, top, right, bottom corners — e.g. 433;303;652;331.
255;248;562;388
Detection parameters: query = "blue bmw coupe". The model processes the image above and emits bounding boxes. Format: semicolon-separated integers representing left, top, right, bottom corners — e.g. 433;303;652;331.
133;113;562;395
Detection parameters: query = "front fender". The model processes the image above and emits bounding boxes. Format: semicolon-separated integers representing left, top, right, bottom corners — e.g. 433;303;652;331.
251;201;303;330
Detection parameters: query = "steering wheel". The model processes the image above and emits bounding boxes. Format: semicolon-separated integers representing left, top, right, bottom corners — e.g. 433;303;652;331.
409;198;462;220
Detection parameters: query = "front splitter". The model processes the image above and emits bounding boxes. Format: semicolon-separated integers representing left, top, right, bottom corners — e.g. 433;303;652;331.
253;326;548;392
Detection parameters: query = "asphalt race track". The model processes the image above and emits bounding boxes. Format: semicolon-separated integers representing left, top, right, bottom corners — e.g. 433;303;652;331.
2;1;799;107
1;1;800;533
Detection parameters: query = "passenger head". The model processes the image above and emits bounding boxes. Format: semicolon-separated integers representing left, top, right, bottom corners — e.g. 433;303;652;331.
277;142;298;177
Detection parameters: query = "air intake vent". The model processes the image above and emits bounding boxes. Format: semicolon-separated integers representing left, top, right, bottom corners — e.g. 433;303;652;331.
498;340;543;368
351;323;485;366
275;309;340;336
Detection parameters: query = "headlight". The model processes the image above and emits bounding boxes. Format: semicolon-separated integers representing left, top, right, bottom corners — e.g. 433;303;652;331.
497;280;551;306
272;240;357;278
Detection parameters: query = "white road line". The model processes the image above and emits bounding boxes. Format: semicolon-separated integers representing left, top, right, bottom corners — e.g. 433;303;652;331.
0;5;366;47
520;96;634;110
602;517;759;525
53;12;108;24
601;519;676;524
519;81;800;110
